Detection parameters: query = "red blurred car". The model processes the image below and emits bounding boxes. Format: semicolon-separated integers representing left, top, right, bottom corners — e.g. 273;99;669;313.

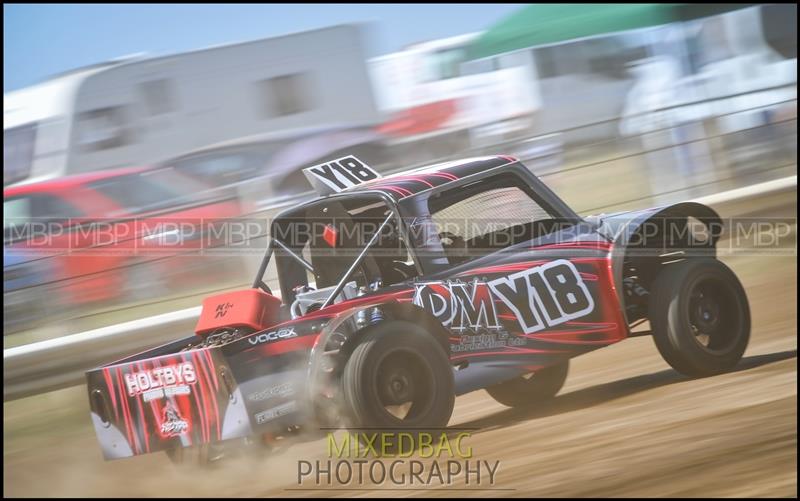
3;166;242;317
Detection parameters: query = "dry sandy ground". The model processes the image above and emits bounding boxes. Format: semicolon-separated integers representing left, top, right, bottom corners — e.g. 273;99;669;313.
4;207;797;497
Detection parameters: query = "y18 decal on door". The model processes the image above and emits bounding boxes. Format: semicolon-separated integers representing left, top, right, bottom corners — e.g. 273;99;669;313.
413;259;595;336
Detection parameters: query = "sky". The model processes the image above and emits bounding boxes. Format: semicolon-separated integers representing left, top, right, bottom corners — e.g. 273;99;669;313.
3;3;522;92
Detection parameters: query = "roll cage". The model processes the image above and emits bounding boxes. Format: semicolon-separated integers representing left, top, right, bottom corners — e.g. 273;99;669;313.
252;160;586;309
252;190;411;307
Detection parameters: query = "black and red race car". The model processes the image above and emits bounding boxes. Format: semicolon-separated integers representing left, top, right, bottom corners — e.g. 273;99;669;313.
86;155;750;462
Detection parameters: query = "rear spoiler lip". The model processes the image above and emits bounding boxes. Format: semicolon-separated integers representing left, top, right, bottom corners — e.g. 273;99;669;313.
95;334;199;369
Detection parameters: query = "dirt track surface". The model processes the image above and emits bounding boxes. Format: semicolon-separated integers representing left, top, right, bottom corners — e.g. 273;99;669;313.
4;206;797;497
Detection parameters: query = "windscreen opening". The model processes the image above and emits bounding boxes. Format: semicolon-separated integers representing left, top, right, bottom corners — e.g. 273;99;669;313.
427;173;572;265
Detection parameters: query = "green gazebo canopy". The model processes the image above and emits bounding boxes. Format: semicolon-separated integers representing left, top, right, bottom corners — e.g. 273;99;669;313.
467;3;759;60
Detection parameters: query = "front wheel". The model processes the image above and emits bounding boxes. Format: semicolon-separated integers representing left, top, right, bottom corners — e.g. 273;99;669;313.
340;321;454;443
485;361;569;408
648;258;750;377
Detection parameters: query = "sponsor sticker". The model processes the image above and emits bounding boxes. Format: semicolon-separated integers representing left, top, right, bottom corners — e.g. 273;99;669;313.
142;384;192;402
247;382;295;402
125;362;197;397
248;327;297;346
159;402;189;437
255;401;298;424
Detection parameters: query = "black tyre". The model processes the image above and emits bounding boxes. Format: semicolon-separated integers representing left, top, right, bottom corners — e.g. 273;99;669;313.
648;258;750;377
485;360;569;408
340;321;454;440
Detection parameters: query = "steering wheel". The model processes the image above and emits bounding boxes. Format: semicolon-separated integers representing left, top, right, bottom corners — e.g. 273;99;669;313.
391;260;417;281
438;231;469;263
290;285;317;319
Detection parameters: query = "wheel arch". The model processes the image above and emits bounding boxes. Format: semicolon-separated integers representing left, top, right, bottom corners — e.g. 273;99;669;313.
606;202;724;325
304;300;452;405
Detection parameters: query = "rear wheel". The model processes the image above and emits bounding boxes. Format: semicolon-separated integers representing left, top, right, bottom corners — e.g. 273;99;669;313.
340;321;454;447
485;361;569;408
648;258;750;377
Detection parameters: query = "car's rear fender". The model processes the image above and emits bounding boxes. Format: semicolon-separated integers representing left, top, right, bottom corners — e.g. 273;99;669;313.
88;293;462;460
87;316;326;460
87;344;248;460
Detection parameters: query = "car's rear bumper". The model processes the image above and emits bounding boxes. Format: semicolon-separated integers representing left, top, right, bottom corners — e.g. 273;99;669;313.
86;334;315;460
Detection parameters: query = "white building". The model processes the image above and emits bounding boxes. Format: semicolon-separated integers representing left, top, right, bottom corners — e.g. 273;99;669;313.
4;24;381;186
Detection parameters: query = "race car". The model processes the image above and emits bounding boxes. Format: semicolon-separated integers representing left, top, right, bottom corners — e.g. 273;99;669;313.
4;166;242;321
86;155;750;463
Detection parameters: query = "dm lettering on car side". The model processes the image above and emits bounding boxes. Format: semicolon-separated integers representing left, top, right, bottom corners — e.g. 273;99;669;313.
413;259;595;336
